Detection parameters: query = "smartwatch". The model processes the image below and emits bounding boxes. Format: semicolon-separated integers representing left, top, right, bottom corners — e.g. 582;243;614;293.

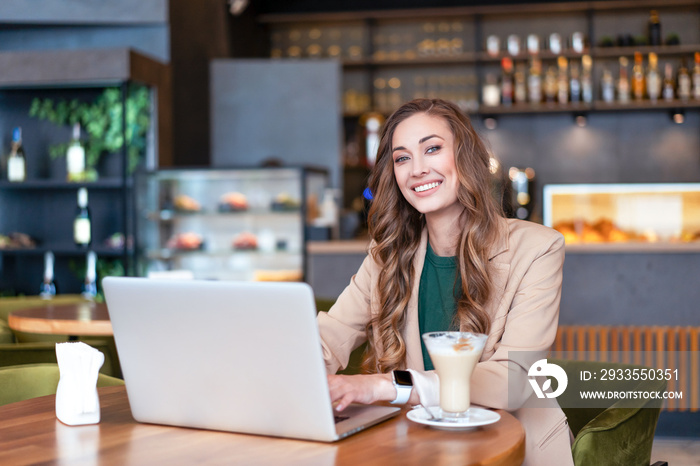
391;370;413;405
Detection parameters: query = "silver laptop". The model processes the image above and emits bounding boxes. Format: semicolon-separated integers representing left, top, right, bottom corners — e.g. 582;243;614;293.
102;277;399;442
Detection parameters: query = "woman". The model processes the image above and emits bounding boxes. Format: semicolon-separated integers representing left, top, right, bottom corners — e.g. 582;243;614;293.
318;98;572;465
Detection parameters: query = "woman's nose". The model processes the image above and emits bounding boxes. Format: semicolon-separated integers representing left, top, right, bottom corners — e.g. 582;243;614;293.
411;156;428;176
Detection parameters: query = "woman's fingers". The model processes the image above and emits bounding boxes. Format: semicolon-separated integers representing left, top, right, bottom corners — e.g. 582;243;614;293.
327;373;393;410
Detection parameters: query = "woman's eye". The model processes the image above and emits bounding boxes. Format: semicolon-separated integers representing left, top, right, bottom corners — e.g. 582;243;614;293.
394;155;409;163
426;145;441;154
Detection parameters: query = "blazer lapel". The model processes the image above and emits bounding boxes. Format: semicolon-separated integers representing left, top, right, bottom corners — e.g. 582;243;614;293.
404;229;428;371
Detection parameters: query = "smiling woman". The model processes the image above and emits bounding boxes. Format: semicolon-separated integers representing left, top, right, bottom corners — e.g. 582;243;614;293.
317;98;572;466
391;114;461;237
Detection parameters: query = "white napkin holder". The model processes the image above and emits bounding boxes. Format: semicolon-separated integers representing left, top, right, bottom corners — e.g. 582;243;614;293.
55;342;105;426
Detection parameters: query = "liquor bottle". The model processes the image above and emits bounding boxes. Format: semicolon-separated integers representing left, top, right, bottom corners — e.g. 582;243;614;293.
526;34;540;55
601;68;615;103
66;123;86;182
39;251;56;299
528;58;543;104
543;66;557;103
662;62;675;101
7;127;26;182
361;113;383;167
74;187;92;248
646;52;661;102
581;55;593;104
506;35;520;56
82;250;97;299
482;73;500;107
548;33;562;55
693;52;700;99
632;52;646;101
648;10;662;47
570;61;581;103
501;57;514;106
677;58;691;101
617;57;630;103
557;57;569;104
514;62;528;104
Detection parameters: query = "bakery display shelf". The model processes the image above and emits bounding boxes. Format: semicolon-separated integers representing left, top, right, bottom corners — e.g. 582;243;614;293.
565;242;700;253
147;208;301;221
146;248;301;260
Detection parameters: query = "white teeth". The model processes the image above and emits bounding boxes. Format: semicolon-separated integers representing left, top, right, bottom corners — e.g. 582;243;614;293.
414;182;440;192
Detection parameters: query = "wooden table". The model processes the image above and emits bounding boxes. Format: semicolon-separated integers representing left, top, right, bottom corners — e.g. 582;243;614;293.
8;302;112;338
0;386;525;465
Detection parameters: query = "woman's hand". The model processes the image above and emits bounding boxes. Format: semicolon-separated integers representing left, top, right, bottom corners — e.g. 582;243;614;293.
327;373;395;412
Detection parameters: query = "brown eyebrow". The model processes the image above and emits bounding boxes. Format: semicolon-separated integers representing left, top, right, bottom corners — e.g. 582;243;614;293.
419;134;443;144
392;134;444;153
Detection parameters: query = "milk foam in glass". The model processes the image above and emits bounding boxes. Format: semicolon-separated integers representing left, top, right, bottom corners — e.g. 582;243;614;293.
422;331;487;420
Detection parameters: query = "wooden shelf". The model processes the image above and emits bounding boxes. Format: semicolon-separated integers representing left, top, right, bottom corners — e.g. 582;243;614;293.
591;100;700;111
592;45;700;58
477;50;591;63
479;103;594;115
259;0;700;23
480;100;700;115
0;179;130;190
0;246;127;257
343;53;478;67
0;48;168;89
347;100;700;117
340;44;700;69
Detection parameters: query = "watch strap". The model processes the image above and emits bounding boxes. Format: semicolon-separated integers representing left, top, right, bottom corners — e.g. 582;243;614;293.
391;370;413;405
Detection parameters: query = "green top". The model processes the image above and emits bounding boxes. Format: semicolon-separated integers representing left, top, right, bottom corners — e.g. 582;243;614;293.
418;242;461;370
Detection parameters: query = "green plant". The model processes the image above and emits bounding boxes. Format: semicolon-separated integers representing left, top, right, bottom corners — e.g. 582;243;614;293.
28;86;151;177
69;258;125;303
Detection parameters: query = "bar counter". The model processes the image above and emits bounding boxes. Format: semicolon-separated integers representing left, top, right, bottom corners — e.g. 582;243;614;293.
307;239;700;326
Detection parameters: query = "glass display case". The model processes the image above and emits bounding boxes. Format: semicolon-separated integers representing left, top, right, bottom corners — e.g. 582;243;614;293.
543;183;700;244
136;167;329;281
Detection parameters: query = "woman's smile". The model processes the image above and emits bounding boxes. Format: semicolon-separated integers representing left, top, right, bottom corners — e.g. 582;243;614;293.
412;180;442;194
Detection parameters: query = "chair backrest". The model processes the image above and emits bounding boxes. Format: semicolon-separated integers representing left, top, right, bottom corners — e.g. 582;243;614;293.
0;363;124;407
549;359;666;466
0;340;122;379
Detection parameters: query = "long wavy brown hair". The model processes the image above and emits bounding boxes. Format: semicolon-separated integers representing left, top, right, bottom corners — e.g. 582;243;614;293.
363;98;504;373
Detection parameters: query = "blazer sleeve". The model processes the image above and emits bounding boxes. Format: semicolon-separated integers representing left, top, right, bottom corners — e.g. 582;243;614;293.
317;253;374;374
469;231;565;410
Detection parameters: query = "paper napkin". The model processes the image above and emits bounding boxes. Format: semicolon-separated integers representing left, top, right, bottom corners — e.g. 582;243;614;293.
55;341;105;426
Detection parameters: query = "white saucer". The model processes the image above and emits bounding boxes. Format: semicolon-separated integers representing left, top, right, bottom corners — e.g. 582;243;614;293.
406;406;501;430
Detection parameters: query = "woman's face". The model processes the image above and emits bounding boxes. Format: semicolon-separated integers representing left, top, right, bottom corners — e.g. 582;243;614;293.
391;113;462;220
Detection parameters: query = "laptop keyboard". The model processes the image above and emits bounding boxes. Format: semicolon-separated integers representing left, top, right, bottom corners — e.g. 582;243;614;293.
334;415;349;423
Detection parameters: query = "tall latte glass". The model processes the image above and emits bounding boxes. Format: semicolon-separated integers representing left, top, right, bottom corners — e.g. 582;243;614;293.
422;331;488;421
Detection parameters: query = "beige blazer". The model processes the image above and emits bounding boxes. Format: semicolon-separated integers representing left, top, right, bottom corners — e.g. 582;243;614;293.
318;218;573;466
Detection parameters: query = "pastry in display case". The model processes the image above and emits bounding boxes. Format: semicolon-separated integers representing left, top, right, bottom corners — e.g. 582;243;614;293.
543;183;700;244
218;192;249;212
231;231;258;251
136;167;330;281
173;195;202;213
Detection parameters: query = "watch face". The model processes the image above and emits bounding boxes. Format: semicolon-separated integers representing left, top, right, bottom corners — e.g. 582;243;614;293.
394;370;413;386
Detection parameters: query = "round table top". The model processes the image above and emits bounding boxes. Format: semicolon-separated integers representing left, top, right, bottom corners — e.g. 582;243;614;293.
8;301;112;336
0;386;526;465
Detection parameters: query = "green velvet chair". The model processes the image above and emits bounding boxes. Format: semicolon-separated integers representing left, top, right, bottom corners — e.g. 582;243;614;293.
0;363;124;407
550;359;667;466
0;339;122;379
